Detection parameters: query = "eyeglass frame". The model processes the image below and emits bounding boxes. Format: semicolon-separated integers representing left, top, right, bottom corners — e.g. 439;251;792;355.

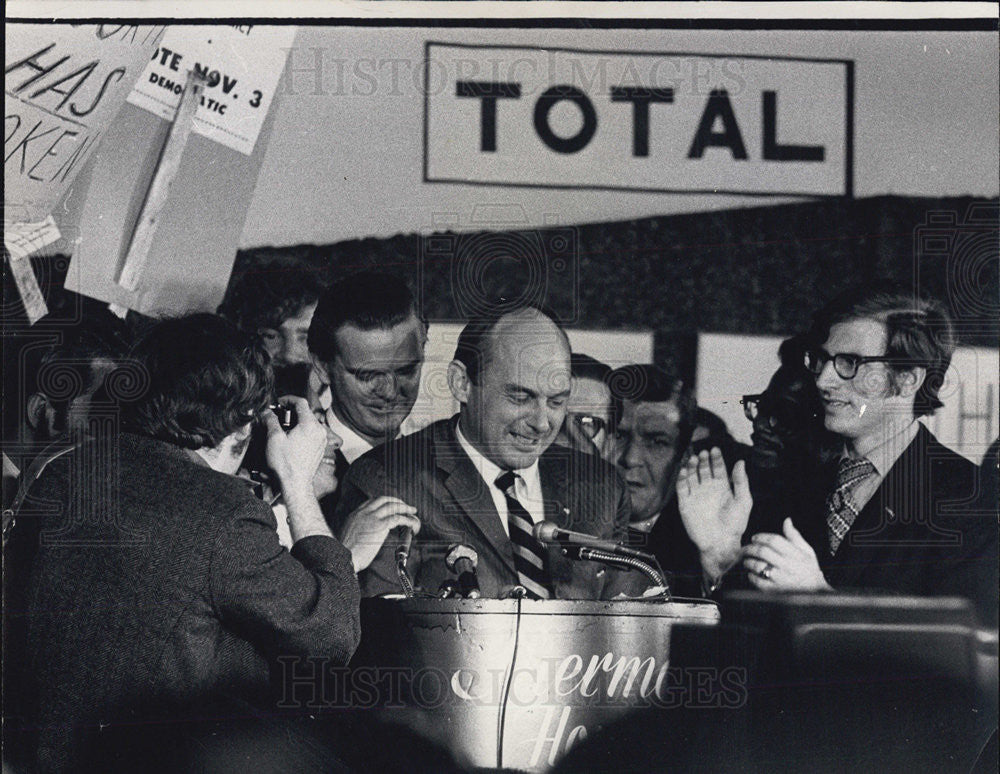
803;348;900;380
741;391;821;430
740;394;764;422
567;412;608;440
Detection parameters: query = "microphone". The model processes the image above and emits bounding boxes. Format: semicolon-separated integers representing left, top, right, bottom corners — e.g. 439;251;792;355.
395;526;414;566
533;521;656;563
445;543;482;599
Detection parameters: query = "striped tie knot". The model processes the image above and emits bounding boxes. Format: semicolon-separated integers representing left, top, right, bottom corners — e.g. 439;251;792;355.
495;470;517;500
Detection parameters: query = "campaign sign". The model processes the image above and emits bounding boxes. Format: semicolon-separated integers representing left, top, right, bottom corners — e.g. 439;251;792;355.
425;43;852;197
5;24;166;223
126;24;296;156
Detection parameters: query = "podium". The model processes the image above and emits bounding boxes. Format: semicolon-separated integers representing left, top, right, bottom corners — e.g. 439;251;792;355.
352;597;720;772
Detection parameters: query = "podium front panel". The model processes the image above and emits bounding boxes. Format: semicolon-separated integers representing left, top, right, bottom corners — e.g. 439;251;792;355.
352;598;721;771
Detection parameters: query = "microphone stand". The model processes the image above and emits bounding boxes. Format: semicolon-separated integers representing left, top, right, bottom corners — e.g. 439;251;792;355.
563;546;670;596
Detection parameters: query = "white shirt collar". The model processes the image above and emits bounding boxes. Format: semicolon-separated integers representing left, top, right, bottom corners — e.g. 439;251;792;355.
454;419;544;531
844;417;920;477
322;409;379;464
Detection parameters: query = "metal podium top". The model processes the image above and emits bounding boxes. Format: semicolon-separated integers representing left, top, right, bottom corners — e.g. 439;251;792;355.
364;595;721;621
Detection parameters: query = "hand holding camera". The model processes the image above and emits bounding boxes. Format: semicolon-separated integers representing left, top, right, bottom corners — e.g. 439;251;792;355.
262;396;327;496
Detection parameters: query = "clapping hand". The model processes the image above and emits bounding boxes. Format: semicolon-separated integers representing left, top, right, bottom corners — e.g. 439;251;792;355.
743;518;832;592
676;448;753;580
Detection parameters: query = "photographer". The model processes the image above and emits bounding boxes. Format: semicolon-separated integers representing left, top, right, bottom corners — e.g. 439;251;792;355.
8;314;417;773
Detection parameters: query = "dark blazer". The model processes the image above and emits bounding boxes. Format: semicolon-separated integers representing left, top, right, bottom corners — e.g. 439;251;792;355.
10;432;361;772
628;497;705;598
799;425;998;627
333;416;635;599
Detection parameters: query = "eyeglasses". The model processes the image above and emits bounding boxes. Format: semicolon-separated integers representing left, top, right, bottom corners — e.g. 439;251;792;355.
570;413;607;440
803;348;895;380
741;393;816;431
741;394;764;422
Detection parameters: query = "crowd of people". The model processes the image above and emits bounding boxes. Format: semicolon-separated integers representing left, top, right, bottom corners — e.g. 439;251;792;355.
3;254;997;772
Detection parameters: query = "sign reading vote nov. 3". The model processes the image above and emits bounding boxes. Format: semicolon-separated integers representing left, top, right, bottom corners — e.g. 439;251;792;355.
425;43;853;197
126;25;296;156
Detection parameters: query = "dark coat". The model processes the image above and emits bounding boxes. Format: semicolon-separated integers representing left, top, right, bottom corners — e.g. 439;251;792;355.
625;499;701;599
10;432;361;772
799;425;999;627
333;417;636;599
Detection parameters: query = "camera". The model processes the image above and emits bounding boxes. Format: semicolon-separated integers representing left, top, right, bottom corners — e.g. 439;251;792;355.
269;402;297;431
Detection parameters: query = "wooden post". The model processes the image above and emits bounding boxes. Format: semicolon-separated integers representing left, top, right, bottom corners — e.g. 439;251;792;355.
117;69;206;292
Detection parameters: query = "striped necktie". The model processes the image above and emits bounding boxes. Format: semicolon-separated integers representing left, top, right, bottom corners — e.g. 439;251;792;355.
826;457;877;554
495;471;551;599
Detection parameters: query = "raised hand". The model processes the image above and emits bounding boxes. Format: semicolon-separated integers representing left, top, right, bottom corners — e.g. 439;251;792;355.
676;448;753;580
263;395;327;493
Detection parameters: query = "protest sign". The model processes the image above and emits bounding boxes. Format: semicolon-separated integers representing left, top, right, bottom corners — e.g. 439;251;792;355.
5;24;166;223
126;25;296;155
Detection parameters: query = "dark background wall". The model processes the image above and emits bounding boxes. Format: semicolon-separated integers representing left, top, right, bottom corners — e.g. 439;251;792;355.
6;195;996;383
226;195;999;379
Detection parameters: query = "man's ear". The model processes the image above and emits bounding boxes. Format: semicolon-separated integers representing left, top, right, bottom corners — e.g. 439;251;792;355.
25;393;48;431
447;360;471;404
895;366;926;399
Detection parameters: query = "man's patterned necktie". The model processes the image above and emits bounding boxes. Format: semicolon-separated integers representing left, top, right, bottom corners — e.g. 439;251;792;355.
495;471;551;599
826;457;877;554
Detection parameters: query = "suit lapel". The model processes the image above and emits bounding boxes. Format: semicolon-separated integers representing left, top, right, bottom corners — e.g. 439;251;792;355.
539;449;603;597
829;427;925;585
538;451;572;527
433;420;518;576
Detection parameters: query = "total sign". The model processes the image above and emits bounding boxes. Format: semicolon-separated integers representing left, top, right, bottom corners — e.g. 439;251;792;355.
424;43;853;197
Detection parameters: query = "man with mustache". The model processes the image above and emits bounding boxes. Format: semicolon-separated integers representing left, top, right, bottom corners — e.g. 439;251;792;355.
680;285;998;626
333;304;634;599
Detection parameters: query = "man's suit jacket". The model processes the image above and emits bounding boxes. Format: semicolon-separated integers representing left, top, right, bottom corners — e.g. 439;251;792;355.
628;497;704;598
333;417;635;599
798;425;998;627
9;432;361;772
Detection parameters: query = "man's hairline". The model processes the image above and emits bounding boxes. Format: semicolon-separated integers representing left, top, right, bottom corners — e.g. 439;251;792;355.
310;310;427;365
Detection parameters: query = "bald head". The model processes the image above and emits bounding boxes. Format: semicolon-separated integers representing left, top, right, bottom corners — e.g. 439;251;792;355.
449;307;572;470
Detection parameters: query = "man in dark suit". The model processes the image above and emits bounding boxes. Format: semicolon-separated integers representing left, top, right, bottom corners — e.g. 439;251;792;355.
608;364;701;596
8;314;417;772
681;285;998;627
334;305;634;599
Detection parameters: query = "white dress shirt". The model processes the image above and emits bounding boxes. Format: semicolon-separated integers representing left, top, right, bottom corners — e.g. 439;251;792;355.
455;421;545;536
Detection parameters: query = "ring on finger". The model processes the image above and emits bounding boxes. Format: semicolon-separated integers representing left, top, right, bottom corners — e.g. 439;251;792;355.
760;563;773;580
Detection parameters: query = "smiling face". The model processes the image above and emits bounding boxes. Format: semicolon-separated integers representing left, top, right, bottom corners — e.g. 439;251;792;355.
815;317;917;454
452;310;571;471
318;312;426;446
615;399;684;520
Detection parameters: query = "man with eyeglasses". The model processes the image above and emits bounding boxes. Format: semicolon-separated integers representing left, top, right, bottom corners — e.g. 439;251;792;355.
553;353;615;461
739;336;840;538
679;285;997;626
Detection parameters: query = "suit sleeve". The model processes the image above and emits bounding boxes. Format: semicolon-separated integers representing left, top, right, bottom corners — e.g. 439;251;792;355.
209;497;361;666
599;471;649;600
331;456;410;598
933;479;999;629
